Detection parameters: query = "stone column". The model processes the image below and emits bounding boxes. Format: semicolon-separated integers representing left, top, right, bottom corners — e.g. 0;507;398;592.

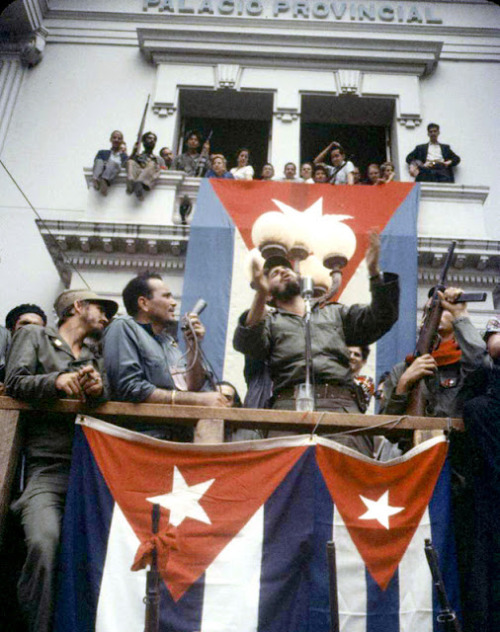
270;106;301;177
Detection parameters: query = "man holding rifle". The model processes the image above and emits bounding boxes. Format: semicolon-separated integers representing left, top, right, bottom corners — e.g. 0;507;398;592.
380;287;486;419
172;129;211;176
380;285;486;621
126;131;165;200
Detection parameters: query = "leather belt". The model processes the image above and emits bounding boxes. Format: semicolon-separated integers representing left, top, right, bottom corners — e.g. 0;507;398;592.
274;383;355;401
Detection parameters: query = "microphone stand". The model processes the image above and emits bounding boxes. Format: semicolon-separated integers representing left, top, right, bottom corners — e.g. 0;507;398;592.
298;276;315;412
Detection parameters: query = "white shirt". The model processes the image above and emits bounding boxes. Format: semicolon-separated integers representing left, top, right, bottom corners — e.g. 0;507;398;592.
230;165;254;180
426;143;444;163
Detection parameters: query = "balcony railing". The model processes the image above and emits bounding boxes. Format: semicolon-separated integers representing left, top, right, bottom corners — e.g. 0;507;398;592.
0;395;462;539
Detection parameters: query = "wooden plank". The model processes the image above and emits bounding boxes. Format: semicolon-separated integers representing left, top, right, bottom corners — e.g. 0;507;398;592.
0;409;22;544
0;396;463;433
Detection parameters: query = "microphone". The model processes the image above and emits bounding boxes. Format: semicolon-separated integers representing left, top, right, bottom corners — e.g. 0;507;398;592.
181;298;207;330
300;276;314;300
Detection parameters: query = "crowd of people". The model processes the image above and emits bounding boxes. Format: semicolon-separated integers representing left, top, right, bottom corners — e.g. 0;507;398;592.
0;235;495;631
0;121;472;632
91;122;460;200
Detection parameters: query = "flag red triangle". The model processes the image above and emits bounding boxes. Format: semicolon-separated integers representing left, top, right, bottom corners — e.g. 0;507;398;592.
316;439;448;590
83;426;307;601
211;180;415;294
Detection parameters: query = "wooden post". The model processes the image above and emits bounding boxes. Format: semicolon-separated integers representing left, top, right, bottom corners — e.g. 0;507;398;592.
0;409;22;544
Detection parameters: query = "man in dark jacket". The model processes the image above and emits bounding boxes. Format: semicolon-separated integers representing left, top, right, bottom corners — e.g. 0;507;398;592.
406;123;460;183
92;130;128;195
6;289;117;632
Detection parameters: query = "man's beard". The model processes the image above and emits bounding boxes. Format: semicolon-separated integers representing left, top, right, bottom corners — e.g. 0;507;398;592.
271;278;301;302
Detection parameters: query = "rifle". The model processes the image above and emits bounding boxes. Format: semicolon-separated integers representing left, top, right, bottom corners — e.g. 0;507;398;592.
424;539;463;631
326;541;340;632
131;94;151;160
406;241;456;416
144;503;160;632
195;130;212;177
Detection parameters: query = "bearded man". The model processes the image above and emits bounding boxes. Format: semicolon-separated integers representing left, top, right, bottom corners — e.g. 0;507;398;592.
233;233;399;427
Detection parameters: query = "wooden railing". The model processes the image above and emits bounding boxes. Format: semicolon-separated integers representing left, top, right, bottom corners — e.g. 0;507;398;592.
0;396;463;540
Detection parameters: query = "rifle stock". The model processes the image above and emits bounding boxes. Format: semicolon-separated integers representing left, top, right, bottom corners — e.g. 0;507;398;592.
144;503;160;632
406;242;457;417
326;541;340;632
424;539;462;631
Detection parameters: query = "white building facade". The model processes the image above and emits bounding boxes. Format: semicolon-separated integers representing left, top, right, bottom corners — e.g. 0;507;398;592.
1;0;499;353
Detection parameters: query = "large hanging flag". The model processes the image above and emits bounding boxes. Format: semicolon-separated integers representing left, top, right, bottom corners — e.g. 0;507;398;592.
54;417;460;632
180;180;419;394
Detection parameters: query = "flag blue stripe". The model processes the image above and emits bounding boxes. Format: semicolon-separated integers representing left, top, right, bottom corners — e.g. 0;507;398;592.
307;456;334;632
366;569;400;632
54;427;114;632
429;457;462;631
259;448;318;632
160;574;205;632
180;179;235;380
377;184;420;382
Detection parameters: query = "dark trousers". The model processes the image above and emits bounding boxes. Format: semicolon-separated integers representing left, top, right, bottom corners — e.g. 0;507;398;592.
462;395;500;632
11;463;69;632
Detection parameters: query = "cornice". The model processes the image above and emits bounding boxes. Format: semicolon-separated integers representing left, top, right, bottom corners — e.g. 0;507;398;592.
137;25;442;75
36;218;189;282
419;183;490;204
418;236;500;285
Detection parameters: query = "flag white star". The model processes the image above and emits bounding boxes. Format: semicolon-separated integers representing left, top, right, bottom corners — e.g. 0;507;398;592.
272;197;352;223
147;466;215;527
358;490;404;530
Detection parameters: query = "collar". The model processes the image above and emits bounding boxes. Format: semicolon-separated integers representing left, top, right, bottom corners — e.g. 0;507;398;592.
136;320;174;343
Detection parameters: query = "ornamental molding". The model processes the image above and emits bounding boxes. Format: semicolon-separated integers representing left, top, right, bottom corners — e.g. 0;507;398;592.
152;101;177;117
36;218;188;281
419;183;490;204
335;69;361;95
418;236;500;279
136;26;443;76
215;63;241;89
397;114;422;129
274;107;300;123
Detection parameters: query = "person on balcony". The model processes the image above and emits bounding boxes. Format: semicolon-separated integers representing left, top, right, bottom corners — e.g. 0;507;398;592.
260;162;275;180
5;289;117;632
171;129;211;177
92;130;128;196
230;148;254;180
103;272;230;442
313;141;355;185
406;123;461;183
159;146;174;169
300;162;315;183
126;131;165;200
275;162;302;182
205;154;235;179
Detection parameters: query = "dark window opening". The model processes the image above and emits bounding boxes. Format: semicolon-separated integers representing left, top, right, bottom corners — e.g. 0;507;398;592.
301;95;394;180
178;90;273;176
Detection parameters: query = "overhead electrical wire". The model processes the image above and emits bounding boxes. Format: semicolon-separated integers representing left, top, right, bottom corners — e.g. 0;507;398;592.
1;158;92;290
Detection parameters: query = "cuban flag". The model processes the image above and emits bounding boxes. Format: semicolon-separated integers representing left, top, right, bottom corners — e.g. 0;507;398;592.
54;417;460;631
180;180;419;394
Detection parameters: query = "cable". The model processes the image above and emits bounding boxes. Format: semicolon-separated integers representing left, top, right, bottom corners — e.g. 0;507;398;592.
331;415;406;436
0;159;92;290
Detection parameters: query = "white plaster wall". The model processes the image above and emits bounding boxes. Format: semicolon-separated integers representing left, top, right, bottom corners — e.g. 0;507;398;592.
1;43;157;214
0;205;63;327
408;60;500;235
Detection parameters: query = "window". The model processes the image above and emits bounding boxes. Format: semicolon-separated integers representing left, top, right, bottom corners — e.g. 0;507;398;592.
178;89;273;176
301;95;394;179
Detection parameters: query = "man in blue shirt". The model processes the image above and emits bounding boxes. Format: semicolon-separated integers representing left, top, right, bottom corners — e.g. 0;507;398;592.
103;272;229;441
